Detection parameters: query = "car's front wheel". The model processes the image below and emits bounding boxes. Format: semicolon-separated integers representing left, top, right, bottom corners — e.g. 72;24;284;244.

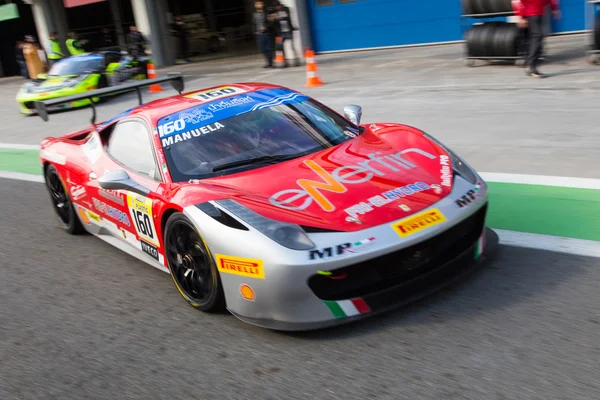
44;164;84;235
164;212;225;312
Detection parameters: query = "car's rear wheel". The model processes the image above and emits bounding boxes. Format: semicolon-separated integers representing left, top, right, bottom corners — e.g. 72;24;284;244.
164;212;225;312
44;164;84;234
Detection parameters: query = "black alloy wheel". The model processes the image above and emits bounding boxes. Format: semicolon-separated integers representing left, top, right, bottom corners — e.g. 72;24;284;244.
45;164;84;234
164;213;225;312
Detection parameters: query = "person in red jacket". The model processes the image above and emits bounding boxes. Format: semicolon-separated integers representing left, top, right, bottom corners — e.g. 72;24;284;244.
512;0;561;78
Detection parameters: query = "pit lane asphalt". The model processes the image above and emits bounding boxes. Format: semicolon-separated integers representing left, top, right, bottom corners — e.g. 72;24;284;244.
2;34;600;399
2;177;600;400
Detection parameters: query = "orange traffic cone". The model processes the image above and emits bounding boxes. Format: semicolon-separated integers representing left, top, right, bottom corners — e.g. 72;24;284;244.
304;50;323;88
274;37;285;68
147;62;163;93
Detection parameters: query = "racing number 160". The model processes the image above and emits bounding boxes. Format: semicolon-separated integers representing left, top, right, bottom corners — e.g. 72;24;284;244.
195;87;237;100
133;210;154;239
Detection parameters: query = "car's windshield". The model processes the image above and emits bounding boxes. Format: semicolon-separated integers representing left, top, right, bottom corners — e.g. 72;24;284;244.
158;87;361;183
48;57;104;76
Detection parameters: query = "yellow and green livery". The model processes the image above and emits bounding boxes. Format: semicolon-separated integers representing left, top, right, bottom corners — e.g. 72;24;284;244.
16;51;149;115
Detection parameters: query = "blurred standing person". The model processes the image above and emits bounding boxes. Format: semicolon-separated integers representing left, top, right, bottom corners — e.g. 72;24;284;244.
46;32;64;68
174;16;192;63
126;25;147;58
102;28;113;48
66;31;86;56
266;1;278;60
274;1;299;67
512;0;561;78
253;1;274;68
15;41;29;79
23;35;45;78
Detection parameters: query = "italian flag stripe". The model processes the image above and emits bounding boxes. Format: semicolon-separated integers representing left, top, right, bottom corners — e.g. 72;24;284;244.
324;298;371;319
350;297;371;313
475;229;486;259
323;301;346;318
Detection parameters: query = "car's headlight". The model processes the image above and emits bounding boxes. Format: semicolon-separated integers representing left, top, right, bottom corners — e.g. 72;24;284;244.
20;82;33;93
213;199;316;250
423;133;478;184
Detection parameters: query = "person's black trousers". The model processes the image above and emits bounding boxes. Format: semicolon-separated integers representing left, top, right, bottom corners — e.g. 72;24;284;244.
526;15;544;70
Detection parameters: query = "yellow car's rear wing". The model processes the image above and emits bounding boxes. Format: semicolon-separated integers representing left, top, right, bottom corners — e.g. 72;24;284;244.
33;73;185;125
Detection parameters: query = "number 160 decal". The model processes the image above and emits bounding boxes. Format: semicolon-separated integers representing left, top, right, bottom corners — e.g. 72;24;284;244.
186;86;247;102
127;194;160;248
133;210;153;238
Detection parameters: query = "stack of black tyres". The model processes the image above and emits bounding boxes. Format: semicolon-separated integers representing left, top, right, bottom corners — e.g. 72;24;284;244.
466;22;522;58
462;0;513;15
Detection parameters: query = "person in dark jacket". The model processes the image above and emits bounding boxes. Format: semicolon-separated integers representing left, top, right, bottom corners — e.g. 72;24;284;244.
253;0;275;68
173;16;192;63
512;0;561;78
102;28;113;48
126;25;147;58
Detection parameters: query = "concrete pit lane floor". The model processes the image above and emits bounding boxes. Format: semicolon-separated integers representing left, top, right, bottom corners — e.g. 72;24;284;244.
1;34;600;399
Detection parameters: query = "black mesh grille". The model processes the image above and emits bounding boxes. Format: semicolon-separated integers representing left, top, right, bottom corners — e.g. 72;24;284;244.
308;203;487;302
24;102;35;109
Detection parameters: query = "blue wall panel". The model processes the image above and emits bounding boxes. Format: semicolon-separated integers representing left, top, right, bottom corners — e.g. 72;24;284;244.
551;0;586;32
307;0;587;53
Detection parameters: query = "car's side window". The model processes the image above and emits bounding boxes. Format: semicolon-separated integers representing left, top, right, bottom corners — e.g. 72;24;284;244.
106;120;159;180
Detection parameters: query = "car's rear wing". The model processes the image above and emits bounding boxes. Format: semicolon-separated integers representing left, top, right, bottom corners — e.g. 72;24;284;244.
33;73;185;125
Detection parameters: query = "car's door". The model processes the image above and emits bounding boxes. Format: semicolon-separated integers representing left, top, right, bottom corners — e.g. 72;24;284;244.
85;117;167;267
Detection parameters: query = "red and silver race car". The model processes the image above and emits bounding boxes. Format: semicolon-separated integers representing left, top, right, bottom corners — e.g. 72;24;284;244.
35;75;498;331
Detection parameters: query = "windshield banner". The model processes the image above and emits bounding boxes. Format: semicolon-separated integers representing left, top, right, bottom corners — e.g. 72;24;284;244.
156;88;309;147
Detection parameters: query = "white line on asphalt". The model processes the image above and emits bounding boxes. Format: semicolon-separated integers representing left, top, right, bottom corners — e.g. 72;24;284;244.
495;229;600;259
480;172;600;190
0;171;598;257
0;143;40;150
0;149;598;191
0;171;43;183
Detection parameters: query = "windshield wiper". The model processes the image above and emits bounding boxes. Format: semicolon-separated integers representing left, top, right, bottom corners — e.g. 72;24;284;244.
212;154;301;172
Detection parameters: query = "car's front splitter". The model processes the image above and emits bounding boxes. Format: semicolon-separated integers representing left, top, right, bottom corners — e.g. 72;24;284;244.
229;227;500;331
18;96;94;115
16;75;100;115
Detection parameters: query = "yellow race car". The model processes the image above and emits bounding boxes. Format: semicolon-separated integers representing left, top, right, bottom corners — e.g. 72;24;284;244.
16;51;149;115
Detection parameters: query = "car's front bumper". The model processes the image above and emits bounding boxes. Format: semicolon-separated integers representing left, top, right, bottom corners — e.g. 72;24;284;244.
231;226;499;331
17;93;93;115
16;79;98;115
184;173;499;331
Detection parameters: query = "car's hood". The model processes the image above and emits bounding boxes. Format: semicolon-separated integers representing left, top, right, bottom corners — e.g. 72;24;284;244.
180;124;454;232
21;74;83;93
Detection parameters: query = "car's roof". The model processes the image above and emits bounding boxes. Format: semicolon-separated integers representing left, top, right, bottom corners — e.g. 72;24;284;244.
108;82;286;127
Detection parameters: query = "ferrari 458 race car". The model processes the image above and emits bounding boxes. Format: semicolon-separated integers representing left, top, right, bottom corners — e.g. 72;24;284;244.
17;51;149;115
35;75;498;331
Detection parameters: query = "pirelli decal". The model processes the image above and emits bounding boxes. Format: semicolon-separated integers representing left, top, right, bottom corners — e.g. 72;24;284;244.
391;208;447;238
215;254;265;279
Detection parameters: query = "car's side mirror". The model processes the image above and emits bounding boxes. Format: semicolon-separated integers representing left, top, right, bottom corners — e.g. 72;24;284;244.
344;105;362;125
98;170;150;196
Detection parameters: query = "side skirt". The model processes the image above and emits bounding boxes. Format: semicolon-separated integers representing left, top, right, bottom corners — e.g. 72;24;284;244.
74;203;170;274
95;234;170;274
